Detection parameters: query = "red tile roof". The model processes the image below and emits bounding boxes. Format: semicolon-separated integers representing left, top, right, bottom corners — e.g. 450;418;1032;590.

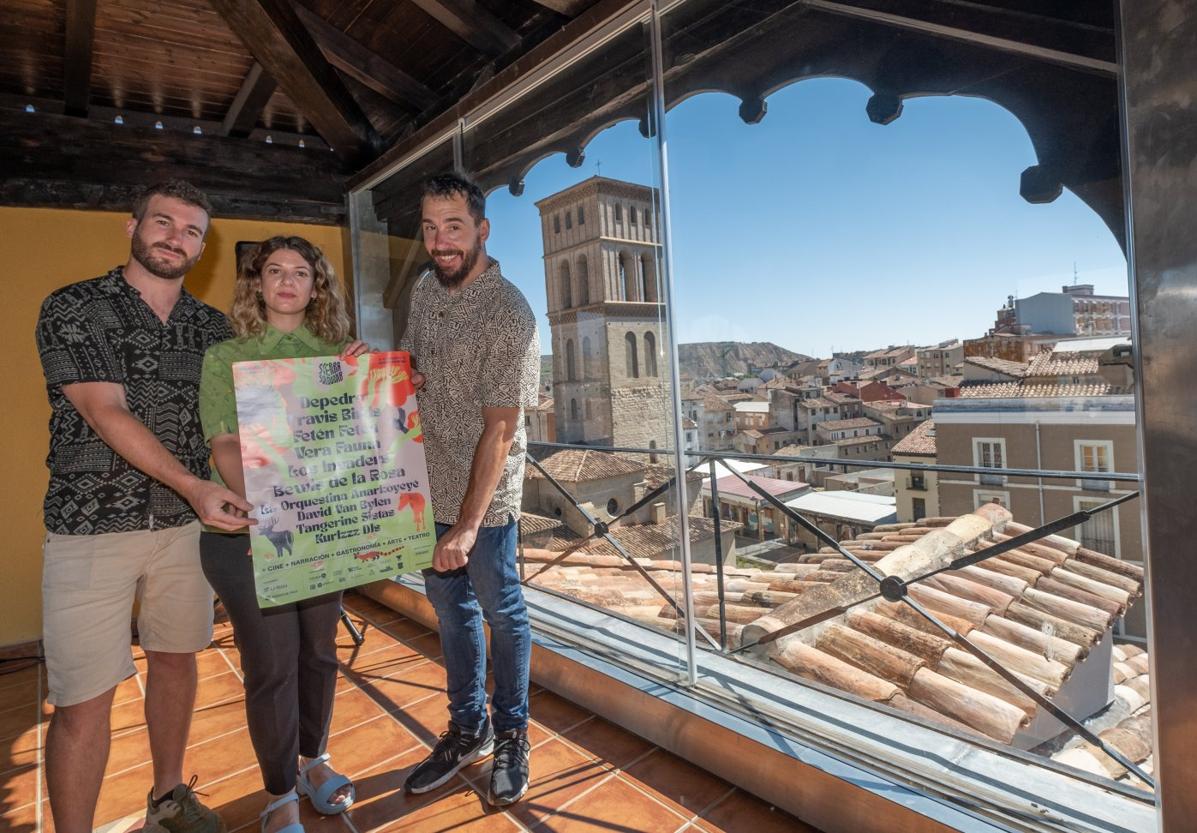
527;447;647;482
891;419;936;456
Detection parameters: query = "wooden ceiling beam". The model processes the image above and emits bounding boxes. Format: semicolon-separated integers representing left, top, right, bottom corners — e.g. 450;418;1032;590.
293;5;438;112
63;0;99;116
409;0;521;56
0;107;347;224
208;0;379;162
526;0;591;16
221;63;278;137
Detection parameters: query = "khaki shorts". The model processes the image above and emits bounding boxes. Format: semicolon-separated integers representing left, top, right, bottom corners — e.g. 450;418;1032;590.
42;521;213;707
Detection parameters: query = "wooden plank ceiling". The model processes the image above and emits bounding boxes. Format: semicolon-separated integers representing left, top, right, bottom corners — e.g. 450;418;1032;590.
0;0;598;222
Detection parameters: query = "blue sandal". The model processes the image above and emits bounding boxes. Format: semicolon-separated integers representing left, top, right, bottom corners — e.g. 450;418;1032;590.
260;792;305;833
297;753;355;814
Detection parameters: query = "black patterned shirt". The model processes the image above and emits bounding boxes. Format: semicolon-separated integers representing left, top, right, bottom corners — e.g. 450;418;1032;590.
35;268;233;534
400;259;540;527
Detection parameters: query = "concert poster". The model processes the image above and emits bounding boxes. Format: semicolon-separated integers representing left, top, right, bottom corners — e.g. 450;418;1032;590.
232;351;436;607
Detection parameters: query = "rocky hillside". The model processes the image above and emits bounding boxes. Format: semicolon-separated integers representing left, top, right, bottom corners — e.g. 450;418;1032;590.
540;341;811;385
678;341;811;380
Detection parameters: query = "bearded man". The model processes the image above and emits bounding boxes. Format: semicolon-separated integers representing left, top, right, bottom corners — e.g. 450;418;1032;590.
399;172;540;806
35;180;249;833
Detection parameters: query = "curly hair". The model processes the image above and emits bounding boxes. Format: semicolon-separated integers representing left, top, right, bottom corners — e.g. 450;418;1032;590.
229;236;352;345
421;172;486;223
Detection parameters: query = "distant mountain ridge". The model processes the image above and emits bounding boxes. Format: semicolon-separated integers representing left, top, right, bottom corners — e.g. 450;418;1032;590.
679;341;811;380
539;341;811;387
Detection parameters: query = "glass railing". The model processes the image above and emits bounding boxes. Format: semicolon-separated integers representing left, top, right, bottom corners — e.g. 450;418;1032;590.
347;0;1156;821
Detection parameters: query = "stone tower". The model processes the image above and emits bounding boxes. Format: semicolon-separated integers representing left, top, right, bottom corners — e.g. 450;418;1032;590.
535;176;671;453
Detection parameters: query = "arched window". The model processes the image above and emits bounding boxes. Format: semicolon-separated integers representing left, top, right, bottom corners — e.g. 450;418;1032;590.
566;339;576;381
565;211;572;230
614;203;623;223
620;252;636;301
570;398;579;420
559;260;572;309
582;336;592;380
576;255;589;306
640;255;655;302
644;332;658;377
643;208;651;227
649;439;658;464
578;206;585;225
625;331;639;378
553;215;561;233
630;207;637;226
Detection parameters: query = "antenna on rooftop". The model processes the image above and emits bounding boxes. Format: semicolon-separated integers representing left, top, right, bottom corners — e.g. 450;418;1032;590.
595;159;602;177
1073;261;1079;285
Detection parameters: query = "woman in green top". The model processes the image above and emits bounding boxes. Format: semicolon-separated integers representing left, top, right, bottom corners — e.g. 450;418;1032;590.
199;236;364;832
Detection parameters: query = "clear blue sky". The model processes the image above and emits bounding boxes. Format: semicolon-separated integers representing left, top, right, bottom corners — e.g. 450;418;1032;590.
480;78;1128;359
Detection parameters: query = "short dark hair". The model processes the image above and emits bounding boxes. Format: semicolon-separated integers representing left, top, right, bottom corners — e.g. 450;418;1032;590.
132;180;214;223
421;172;485;224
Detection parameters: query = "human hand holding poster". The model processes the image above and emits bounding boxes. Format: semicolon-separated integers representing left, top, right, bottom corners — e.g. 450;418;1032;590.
233;351;436;607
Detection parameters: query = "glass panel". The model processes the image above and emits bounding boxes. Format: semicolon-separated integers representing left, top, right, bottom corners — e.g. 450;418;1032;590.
457;17;694;676
654;0;1153;816
350;139;458;350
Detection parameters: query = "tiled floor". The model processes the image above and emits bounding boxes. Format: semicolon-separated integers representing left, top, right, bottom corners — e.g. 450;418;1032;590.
0;592;819;832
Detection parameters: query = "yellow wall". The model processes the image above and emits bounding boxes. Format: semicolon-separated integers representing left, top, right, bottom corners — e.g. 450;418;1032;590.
0;207;351;647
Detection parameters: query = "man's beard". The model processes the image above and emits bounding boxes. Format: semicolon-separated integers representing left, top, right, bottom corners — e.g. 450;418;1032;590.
430;241;482;290
130;229;200;280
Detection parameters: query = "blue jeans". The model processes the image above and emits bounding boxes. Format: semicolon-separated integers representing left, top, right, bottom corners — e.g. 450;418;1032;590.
423;520;530;735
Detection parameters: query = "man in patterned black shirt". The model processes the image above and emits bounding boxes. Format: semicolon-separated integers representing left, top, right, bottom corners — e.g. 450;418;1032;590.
35;181;249;833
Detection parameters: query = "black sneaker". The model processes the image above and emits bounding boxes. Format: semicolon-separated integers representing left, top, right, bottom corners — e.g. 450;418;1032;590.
488;728;530;806
405;723;495;794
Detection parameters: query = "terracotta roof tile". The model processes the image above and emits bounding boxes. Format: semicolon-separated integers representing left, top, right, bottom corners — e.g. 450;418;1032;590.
960;382;1113;398
527;446;647;482
891;420;935;456
540;515;734;560
519;512;565;536
964;356;1029;377
521;505;1146;755
1026;352;1102;377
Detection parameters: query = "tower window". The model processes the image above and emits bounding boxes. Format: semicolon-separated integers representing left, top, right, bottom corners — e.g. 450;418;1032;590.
630;208;637;226
625;331;639;378
578;206;585;224
614;203;623;222
644;332;658;377
565;212;572;230
554;214;561;233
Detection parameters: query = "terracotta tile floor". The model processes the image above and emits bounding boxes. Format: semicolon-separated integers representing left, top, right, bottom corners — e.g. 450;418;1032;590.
0;593;820;832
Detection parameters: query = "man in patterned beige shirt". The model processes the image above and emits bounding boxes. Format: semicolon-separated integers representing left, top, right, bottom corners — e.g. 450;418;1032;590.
399;172;540;806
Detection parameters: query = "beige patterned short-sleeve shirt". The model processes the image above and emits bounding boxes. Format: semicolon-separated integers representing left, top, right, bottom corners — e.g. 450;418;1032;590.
400;259;540;527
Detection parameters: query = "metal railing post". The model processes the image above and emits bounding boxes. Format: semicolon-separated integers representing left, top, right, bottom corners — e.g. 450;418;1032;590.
708;458;728;651
649;0;698;686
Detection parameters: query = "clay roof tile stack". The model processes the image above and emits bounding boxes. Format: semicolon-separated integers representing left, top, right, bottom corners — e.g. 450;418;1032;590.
521;505;1146;763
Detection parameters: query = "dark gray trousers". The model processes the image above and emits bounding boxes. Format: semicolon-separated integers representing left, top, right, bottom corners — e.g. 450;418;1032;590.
200;532;342;794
